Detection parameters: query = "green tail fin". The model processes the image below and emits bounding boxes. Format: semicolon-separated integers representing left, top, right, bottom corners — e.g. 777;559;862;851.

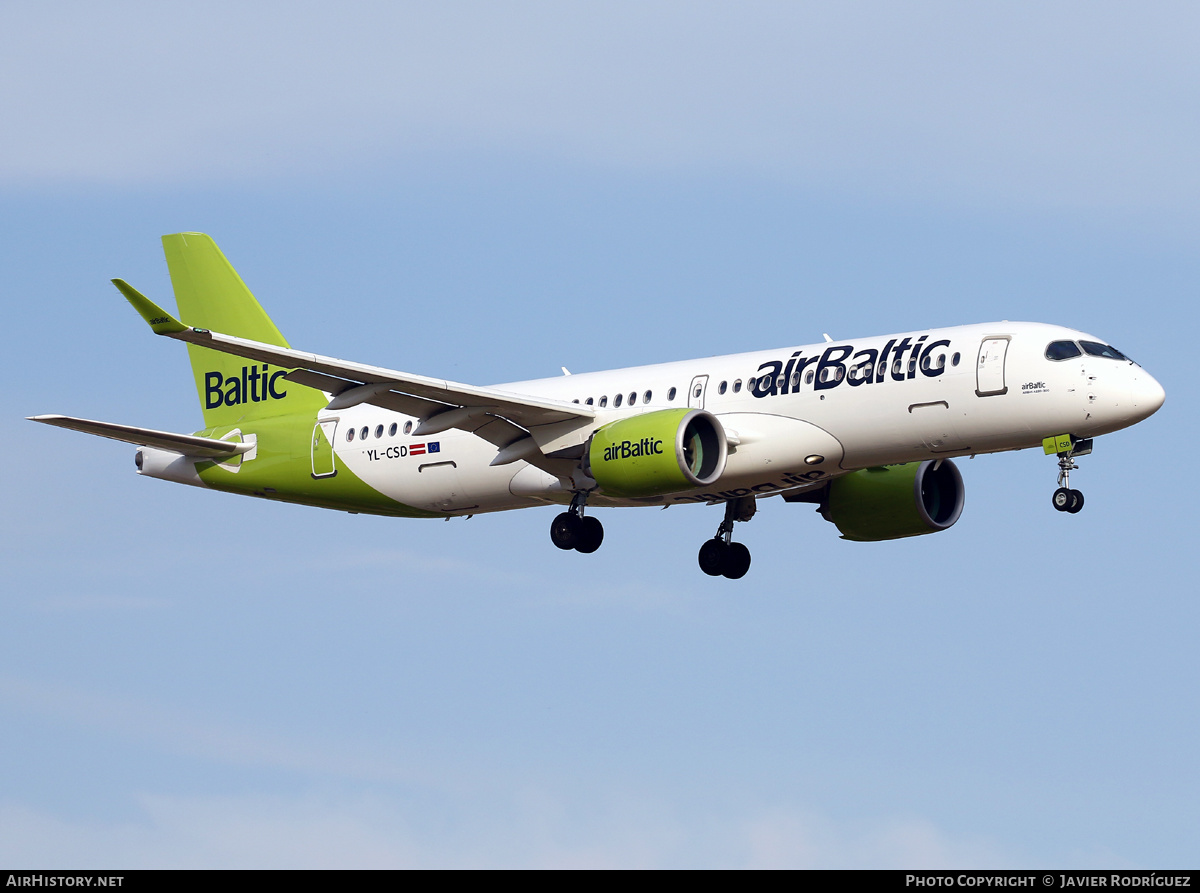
162;233;325;429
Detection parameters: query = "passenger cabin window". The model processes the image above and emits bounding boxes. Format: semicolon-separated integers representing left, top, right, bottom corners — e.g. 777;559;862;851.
346;428;355;442
375;425;384;439
667;387;677;401
1080;340;1128;361
404;421;413;434
585;397;594;405
629;392;637;406
360;426;369;441
643;390;652;404
951;352;961;366
599;396;608;408
1046;340;1083;361
614;393;623;407
733;380;742;393
718;381;727;395
388;423;398;436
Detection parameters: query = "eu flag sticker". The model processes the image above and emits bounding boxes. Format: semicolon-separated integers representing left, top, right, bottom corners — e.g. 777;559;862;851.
428;442;440;453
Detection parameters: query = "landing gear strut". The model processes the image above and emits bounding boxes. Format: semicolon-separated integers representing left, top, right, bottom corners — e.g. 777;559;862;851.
550;491;604;553
1049;436;1092;514
698;496;755;579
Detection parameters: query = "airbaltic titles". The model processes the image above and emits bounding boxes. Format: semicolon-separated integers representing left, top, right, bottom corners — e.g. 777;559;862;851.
749;335;953;396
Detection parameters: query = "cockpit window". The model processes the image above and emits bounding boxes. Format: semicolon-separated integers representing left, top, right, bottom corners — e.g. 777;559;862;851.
1080;340;1128;361
1046;340;1082;361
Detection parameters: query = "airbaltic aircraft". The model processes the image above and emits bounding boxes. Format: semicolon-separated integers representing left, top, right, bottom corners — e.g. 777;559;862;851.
32;234;1165;579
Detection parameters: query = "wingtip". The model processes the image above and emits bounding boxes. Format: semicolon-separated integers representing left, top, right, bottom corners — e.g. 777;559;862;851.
111;279;187;334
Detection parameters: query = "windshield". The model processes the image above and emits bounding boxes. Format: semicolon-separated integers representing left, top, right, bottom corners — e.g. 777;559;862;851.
1046;340;1082;361
1080;340;1128;361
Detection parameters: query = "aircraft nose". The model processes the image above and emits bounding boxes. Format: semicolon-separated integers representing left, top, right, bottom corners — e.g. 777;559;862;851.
1129;368;1166;419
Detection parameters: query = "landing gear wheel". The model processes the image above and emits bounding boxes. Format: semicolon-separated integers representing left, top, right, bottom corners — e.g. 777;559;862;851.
722;542;751;580
1067;489;1085;514
574;516;605;553
1052;487;1072;512
550;512;581;550
698;538;728;576
1049;441;1092;516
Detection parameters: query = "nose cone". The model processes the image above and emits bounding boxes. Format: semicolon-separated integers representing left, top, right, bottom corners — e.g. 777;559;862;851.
1129;369;1166;420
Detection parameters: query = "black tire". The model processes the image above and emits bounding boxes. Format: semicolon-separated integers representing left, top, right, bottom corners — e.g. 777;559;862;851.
1052;487;1072;512
1067;489;1085;514
550;512;581;550
574;516;604;553
698;538;728;576
722;542;752;580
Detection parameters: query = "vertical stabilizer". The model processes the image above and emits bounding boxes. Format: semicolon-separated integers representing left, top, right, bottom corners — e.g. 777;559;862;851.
162;233;325;428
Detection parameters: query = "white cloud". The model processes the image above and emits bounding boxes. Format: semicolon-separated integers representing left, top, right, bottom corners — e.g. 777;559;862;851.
31;593;170;612
0;675;1018;867
0;676;434;785
1;2;1197;221
0;790;1013;868
307;546;538;586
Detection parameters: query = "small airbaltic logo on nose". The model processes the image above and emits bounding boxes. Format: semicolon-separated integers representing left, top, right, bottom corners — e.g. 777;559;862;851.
205;365;288;408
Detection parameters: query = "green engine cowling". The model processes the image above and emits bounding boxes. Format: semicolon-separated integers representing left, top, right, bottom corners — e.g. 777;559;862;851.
826;459;964;541
586;408;727;498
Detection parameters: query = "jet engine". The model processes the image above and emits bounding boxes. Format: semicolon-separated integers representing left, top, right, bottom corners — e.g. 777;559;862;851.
586;408;727;498
822;459;965;541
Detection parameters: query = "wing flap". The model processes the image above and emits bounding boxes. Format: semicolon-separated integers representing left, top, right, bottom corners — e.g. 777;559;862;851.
29;415;249;459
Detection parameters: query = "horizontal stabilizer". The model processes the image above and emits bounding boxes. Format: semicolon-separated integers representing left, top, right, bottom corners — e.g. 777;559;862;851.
28;415;250;458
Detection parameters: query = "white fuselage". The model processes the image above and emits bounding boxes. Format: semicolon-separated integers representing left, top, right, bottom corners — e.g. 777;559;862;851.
252;321;1168;514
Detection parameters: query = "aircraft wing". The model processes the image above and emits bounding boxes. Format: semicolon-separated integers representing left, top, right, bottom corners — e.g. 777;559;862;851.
181;327;591;427
115;280;595;466
28;415;250;458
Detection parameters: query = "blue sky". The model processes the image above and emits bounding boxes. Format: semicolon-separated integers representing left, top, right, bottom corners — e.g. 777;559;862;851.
2;2;1197;867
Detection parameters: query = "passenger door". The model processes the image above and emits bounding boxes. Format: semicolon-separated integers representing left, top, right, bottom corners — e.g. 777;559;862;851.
311;419;338;478
975;337;1010;396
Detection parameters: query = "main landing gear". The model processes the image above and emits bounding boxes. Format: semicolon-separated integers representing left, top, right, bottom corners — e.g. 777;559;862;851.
550;491;604;554
1049;436;1093;514
698;496;755;580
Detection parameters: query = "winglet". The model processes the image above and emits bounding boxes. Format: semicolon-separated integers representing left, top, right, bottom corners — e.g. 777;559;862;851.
112;279;188;334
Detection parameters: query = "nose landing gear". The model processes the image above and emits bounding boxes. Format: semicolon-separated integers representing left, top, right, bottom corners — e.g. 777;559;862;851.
1052;483;1084;514
1045;435;1092;514
550;491;604;553
698;496;755;579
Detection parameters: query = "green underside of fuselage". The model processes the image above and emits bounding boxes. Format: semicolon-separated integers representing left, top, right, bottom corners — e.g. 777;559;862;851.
192;413;442;519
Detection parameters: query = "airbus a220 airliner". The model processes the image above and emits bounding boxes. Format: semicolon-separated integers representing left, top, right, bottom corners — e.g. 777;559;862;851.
32;234;1165;579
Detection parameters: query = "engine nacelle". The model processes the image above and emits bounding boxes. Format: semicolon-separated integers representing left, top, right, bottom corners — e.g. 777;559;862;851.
586;408;727;498
825;459;964;541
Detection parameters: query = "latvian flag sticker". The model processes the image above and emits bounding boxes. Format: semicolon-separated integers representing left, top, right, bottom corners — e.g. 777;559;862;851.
410;442;440;456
